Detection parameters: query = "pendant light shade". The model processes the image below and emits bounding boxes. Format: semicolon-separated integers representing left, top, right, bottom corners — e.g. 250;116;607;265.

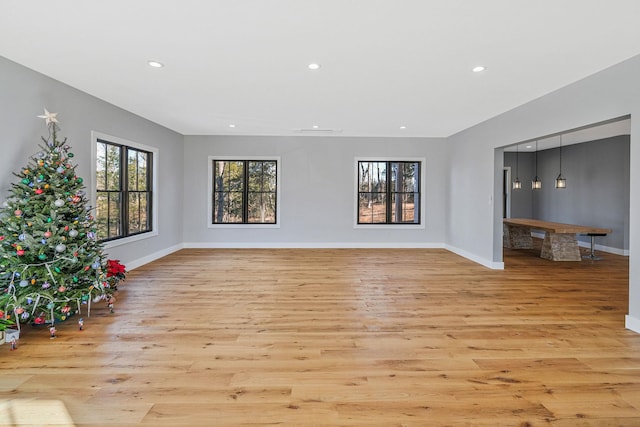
555;135;566;189
512;144;521;190
532;140;542;190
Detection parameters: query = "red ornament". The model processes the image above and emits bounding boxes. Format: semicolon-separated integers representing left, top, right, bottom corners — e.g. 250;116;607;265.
14;210;22;217
44;231;52;238
35;188;43;194
16;250;25;256
64;226;69;232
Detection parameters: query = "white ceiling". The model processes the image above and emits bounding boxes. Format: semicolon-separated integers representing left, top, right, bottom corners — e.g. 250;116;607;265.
1;1;640;138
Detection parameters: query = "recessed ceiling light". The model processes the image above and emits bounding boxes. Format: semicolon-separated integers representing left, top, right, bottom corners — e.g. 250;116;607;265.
308;63;321;70
312;125;319;129
148;60;164;68
229;124;236;128
399;126;407;130
472;65;486;73
526;145;532;149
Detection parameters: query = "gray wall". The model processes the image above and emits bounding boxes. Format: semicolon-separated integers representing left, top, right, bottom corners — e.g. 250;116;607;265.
0;56;185;268
447;53;640;330
183;135;447;246
504;136;630;251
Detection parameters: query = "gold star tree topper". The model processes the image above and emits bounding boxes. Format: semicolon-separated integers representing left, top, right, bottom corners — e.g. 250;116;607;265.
37;108;59;125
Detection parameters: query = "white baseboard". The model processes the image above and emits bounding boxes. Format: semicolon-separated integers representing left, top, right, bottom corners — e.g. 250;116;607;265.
625;315;640;334
184;241;446;249
126;243;185;271
445;244;504;270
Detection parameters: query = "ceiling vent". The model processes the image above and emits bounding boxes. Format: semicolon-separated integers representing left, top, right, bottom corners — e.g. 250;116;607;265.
294;128;342;134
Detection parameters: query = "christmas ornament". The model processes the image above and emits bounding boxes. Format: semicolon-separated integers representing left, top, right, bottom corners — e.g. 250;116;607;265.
55;244;66;252
69;229;78;237
19;280;28;287
54;199;65;207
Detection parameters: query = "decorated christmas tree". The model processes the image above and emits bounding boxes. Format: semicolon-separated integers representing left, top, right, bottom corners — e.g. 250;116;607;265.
0;110;123;332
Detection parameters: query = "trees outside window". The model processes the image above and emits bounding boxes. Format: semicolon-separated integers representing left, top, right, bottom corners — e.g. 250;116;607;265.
95;138;153;241
357;160;421;225
212;159;278;224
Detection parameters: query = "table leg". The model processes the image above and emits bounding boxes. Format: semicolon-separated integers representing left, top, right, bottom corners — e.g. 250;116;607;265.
504;224;533;249
540;232;581;261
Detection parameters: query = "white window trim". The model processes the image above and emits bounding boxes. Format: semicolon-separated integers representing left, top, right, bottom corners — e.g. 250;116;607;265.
208;156;281;229
91;131;159;248
354;157;426;229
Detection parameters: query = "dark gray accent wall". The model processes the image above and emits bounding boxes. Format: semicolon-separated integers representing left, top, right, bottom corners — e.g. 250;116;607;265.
504;151;534;218
504;135;630;251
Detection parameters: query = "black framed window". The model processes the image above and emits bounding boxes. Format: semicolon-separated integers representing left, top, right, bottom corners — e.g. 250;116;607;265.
357;160;421;224
96;139;153;241
212;159;277;224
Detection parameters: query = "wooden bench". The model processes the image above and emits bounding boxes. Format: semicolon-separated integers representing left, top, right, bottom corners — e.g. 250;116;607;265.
503;218;611;261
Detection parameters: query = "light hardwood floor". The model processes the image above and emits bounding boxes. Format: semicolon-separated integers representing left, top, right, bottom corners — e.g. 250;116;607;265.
1;245;638;426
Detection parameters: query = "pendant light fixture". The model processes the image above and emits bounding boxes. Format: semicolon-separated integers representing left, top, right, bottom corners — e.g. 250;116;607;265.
532;140;542;190
512;144;522;190
555;134;566;189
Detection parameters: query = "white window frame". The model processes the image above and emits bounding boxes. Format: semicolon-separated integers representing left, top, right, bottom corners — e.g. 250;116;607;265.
208;156;281;229
354;157;426;229
91;131;159;248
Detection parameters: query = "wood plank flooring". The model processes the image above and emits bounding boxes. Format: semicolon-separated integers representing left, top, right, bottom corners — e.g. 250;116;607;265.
1;245;638;426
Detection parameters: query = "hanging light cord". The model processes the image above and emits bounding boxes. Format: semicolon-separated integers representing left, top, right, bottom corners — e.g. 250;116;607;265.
559;138;563;174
